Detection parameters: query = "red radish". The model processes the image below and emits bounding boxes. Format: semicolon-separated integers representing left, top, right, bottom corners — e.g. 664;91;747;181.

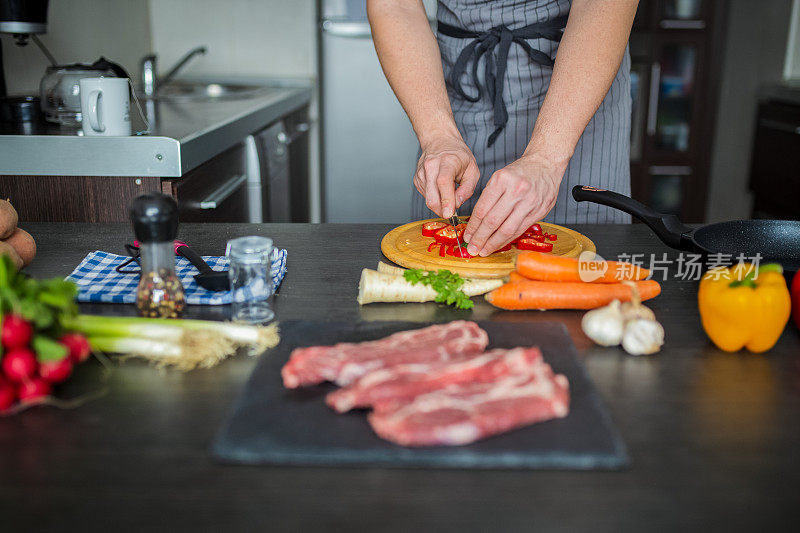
1;348;37;382
1;314;33;350
60;333;91;364
38;357;73;383
0;379;15;410
17;378;51;403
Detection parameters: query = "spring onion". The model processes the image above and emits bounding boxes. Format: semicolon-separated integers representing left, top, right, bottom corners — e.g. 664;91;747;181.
61;315;280;371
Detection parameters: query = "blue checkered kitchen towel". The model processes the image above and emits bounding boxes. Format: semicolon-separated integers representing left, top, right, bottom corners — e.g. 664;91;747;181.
65;250;287;305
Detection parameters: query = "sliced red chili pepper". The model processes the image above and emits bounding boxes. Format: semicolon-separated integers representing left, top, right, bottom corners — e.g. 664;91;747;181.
439;242;447;257
516;238;554;253
422;221;448;237
526;223;543;235
513;232;542;244
427;241;439;253
433;226;460;246
547;233;557;241
446;245;473;258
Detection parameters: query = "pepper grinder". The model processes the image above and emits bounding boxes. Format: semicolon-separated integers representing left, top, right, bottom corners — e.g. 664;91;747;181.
130;193;186;318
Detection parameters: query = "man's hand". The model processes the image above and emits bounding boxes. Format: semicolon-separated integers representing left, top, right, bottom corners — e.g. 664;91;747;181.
463;153;566;257
415;136;480;219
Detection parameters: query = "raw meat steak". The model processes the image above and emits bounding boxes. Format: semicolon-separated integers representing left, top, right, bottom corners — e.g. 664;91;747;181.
326;347;543;413
368;359;569;447
281;321;489;388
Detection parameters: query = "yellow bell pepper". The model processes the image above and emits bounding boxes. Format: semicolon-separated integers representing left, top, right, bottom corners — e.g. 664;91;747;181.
698;263;791;352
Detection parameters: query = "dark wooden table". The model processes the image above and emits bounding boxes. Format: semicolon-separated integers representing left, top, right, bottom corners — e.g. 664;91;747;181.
2;223;798;532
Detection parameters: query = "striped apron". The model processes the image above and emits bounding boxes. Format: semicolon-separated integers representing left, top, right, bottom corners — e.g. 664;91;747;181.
410;0;632;224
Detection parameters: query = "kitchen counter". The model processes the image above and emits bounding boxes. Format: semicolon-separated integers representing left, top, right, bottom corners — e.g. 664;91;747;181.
760;81;800;107
2;223;799;531
0;82;312;177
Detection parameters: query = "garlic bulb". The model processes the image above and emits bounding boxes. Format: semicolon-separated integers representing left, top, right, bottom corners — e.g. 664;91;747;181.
621;318;665;355
620;301;656;322
581;299;626;346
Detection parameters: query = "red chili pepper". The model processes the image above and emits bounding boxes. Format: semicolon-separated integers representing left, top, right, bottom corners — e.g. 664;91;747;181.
427;241;439;253
446;245;473;258
547;233;557;241
497;243;513;252
516;238;553;253
526;223;543;235
422;221;448;237
439;242;447;257
433;226;461;246
791;270;800;330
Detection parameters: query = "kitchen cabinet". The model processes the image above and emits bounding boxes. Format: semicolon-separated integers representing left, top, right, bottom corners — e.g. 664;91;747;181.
0;85;312;224
0;107;311;224
163;142;251;223
749;99;800;219
283;107;311;222
255;122;291;223
0;175;162;223
629;0;726;222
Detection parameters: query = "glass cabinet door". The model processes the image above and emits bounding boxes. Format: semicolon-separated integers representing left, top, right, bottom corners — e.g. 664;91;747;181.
647;38;701;156
629;62;648;162
647;165;693;216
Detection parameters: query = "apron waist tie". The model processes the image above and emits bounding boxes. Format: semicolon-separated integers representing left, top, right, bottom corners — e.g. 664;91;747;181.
438;15;569;147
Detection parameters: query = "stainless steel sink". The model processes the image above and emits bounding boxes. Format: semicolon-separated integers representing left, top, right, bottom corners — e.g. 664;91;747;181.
144;81;275;101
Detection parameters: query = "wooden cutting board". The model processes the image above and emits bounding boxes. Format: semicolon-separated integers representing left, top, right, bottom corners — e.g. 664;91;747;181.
381;218;596;279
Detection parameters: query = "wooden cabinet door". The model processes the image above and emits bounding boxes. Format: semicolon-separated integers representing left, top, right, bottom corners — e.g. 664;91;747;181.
0;175;161;222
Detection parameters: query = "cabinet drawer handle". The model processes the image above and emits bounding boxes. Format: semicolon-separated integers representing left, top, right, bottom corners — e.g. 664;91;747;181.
759;118;800;135
646;62;661;136
321;20;373;38
277;122;310;145
197;174;248;209
649;165;692;176
660;20;706;30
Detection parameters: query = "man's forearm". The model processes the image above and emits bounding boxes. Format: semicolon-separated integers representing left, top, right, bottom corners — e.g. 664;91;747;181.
526;0;638;167
367;0;460;145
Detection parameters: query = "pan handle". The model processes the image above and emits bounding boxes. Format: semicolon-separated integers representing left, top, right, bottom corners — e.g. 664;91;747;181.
571;185;692;250
176;244;214;275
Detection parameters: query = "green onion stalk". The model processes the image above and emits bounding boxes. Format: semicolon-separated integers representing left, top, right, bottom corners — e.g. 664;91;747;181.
62;315;280;371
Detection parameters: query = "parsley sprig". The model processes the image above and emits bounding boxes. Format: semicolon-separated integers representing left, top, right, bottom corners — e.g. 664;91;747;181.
403;268;474;310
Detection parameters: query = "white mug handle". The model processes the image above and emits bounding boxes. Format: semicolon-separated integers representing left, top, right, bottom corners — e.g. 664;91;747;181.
87;90;105;132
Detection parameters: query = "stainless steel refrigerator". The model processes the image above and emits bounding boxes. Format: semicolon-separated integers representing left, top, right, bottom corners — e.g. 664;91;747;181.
320;0;436;223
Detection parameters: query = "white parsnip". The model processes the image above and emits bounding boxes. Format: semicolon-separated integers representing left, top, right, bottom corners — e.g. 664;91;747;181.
377;261;407;276
357;269;502;305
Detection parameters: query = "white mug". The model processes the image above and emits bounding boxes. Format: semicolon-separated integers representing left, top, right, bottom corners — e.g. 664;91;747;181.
79;77;131;136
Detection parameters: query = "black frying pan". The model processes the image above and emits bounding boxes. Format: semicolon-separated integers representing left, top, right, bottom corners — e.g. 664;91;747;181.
572;185;800;272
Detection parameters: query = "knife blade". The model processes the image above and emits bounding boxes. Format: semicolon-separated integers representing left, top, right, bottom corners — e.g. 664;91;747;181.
449;209;465;251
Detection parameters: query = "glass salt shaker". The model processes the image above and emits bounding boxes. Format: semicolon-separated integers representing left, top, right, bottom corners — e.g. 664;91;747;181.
226;236;277;323
130;193;186;318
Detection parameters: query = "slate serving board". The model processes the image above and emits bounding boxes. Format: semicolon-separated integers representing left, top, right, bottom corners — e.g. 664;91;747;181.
212;321;629;470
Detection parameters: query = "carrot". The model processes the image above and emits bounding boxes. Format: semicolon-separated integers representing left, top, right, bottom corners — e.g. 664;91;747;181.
514;251;650;283
485;279;661;310
507;271;527;283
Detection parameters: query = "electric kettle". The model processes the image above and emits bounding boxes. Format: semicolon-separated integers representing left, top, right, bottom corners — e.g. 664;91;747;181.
39;57;129;125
